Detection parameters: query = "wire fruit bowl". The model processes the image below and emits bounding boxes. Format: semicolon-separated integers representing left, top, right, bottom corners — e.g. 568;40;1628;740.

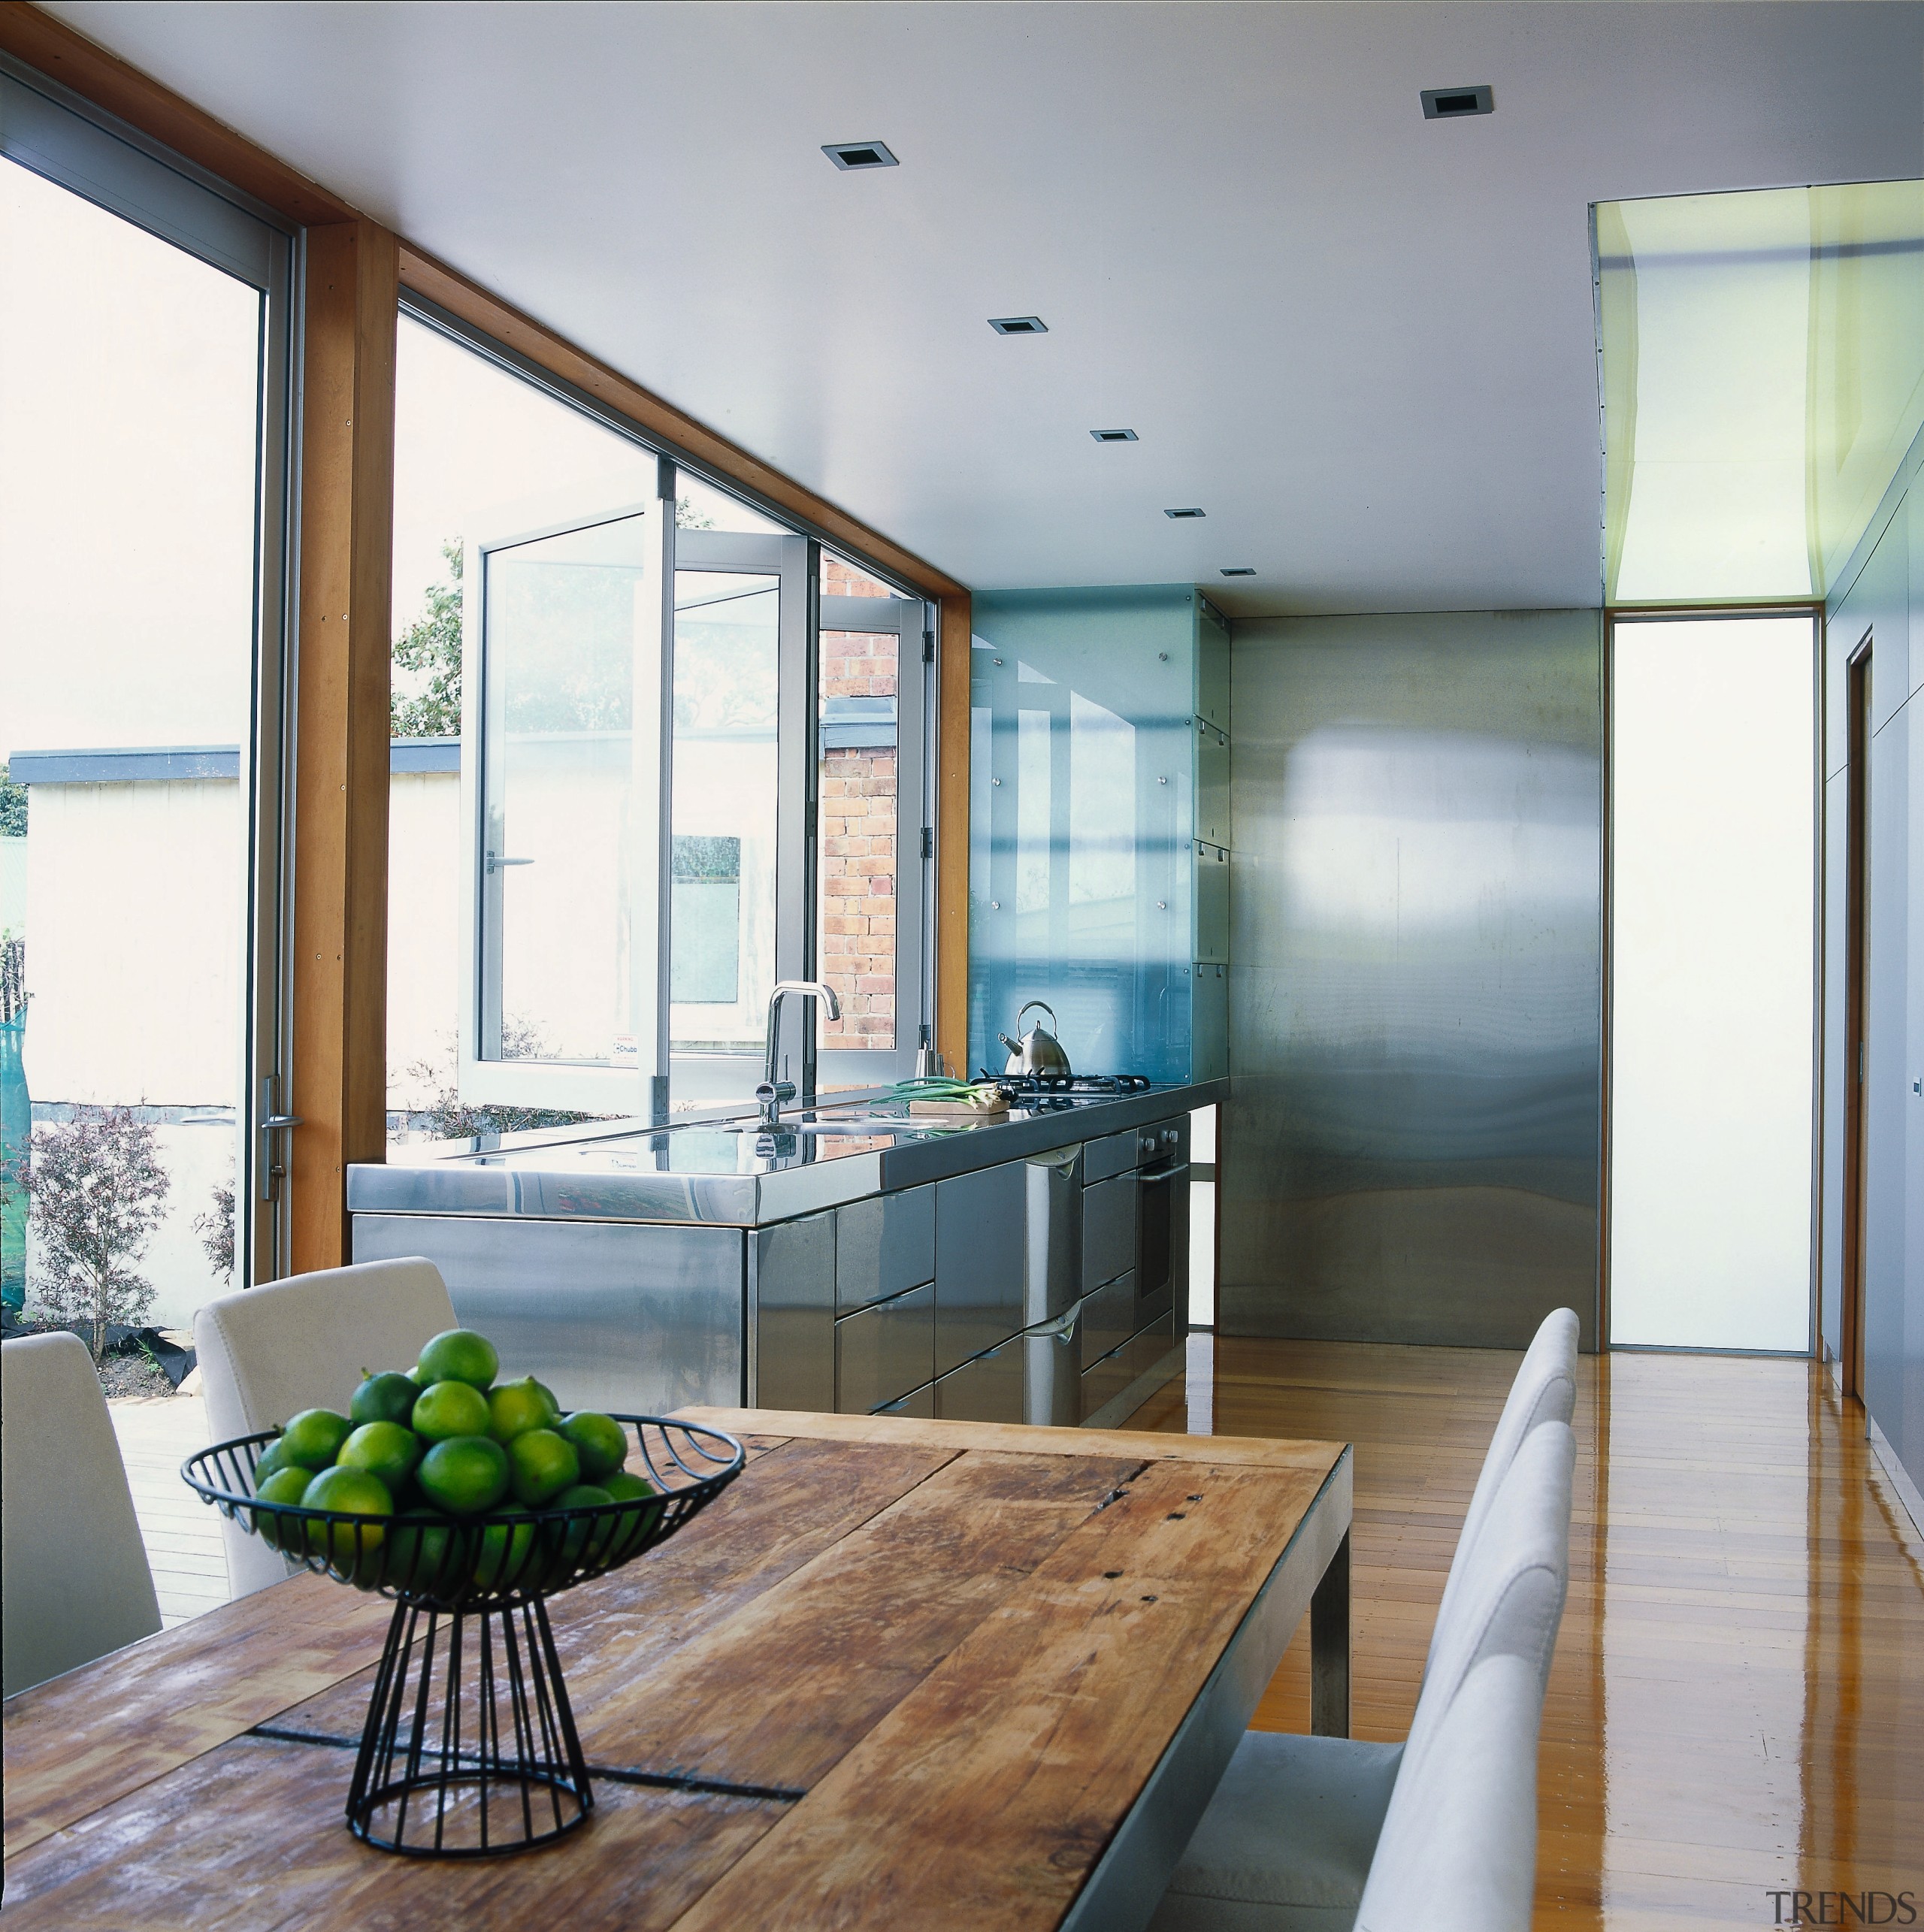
182;1415;744;1858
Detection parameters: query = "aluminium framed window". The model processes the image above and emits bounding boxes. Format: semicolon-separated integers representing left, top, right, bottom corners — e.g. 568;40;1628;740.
0;53;298;1285
409;295;937;1120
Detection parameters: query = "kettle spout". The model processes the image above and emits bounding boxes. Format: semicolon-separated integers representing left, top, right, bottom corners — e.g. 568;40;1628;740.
997;1033;1023;1056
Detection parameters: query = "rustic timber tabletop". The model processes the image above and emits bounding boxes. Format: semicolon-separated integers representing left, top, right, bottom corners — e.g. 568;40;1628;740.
2;1412;1352;1932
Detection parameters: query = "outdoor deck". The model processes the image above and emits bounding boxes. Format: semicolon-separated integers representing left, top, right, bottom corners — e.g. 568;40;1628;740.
108;1393;228;1625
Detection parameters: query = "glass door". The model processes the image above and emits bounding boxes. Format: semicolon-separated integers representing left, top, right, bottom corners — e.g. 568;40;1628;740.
461;493;669;1115
0;59;295;1330
669;528;810;1106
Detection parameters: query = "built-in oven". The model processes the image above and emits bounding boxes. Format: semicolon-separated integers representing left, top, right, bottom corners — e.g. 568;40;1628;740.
1134;1118;1190;1329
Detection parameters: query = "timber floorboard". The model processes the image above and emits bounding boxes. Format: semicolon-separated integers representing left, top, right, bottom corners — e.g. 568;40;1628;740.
1123;1336;1924;1929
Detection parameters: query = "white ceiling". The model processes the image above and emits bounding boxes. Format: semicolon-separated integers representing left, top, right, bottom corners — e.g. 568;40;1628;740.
43;0;1924;614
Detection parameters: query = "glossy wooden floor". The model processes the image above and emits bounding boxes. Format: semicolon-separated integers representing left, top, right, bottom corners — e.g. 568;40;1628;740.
1126;1338;1924;1929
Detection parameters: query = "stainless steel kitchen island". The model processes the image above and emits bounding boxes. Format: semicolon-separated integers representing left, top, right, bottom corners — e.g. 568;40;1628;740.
348;1080;1224;1426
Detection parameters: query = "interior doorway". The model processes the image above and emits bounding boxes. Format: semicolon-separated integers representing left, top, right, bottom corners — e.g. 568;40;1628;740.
1838;635;1872;1396
1606;612;1820;1352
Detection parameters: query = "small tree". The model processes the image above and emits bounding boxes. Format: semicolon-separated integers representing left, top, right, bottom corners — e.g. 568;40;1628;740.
195;1172;235;1285
391;540;464;738
21;1107;170;1360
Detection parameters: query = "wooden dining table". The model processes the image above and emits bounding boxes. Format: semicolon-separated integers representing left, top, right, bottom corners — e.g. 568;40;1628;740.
2;1409;1351;1931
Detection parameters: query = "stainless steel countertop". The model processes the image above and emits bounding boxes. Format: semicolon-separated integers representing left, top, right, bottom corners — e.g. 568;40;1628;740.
348;1080;1227;1228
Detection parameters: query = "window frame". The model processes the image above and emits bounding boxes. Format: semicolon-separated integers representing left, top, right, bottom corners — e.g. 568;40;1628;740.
401;295;939;1120
0;52;300;1284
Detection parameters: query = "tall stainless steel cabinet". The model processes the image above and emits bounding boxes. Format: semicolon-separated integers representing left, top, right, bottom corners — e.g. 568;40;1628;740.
969;585;1232;1082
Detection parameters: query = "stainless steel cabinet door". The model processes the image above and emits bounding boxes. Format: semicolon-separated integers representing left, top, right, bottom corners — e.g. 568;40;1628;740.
352;1213;743;1414
933;1332;1026;1424
1081;1172;1139;1295
835;1185;936;1314
835;1281;936;1413
1024;1147;1082;1324
754;1213;835;1411
933;1161;1026;1374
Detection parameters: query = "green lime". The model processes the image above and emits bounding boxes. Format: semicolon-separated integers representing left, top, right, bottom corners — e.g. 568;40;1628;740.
351;1371;421;1429
601;1470;663;1558
507;1429;579;1508
253;1436;295;1483
531;1377;562;1415
412;1379;491;1443
416;1435;509;1516
471;1516;537;1592
384;1508;454;1594
338;1420;422;1488
416;1329;498;1392
487;1375;560;1444
553;1483;613;1566
300;1465;393;1571
558;1411;628;1482
280;1408;353;1471
252;1465;315;1553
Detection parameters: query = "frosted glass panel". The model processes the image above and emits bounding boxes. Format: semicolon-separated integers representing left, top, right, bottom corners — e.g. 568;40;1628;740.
1608;615;1815;1350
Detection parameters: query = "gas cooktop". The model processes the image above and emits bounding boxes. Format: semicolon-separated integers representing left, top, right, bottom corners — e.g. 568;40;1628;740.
985;1073;1157;1108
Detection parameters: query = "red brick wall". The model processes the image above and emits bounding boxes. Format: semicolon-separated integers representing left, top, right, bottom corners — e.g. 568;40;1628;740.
818;555;897;1050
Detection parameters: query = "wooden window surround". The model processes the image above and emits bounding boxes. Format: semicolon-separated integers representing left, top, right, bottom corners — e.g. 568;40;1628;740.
0;2;973;1269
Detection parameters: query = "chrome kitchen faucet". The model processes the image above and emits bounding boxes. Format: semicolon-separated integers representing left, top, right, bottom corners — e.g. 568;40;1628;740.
757;981;841;1124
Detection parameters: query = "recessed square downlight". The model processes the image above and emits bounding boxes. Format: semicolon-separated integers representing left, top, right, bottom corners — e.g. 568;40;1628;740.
1420;85;1493;119
989;316;1048;335
824;141;898;170
1220;567;1257;577
1164;506;1206;519
1091;428;1139;443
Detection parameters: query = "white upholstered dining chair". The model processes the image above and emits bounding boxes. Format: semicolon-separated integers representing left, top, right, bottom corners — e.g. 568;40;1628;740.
192;1256;458;1598
1149;1388;1578;1932
2;1331;164;1697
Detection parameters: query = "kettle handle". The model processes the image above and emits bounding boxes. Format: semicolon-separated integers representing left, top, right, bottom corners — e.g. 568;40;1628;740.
1016;1000;1059;1034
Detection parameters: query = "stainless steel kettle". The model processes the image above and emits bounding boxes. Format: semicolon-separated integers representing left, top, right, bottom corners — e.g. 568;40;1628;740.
999;1001;1072;1077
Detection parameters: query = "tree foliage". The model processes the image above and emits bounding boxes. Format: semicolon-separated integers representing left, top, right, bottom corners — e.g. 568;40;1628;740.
402;1020;600;1141
195;1173;235;1285
20;1107;169;1360
0;761;26;838
391;541;464;738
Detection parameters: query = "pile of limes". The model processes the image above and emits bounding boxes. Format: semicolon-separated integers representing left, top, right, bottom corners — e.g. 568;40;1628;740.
247;1328;658;1594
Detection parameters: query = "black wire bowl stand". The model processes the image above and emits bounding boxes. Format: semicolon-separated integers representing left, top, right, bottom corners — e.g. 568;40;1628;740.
182;1414;745;1858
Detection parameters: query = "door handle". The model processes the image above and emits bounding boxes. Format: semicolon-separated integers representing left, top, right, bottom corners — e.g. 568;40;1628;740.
259;1078;304;1202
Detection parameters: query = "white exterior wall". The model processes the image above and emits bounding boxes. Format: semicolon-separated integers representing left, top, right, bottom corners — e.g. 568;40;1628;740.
386;769;463;1111
23;779;243;1108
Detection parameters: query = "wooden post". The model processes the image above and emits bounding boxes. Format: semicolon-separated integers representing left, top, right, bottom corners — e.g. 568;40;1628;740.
936;591;973;1075
289;219;398;1274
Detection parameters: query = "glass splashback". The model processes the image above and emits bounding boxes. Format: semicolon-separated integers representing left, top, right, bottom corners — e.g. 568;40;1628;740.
969;587;1196;1081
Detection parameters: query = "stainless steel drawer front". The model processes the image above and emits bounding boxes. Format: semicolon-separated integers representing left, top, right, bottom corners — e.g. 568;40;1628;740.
933;1332;1027;1425
834;1184;936;1314
753;1213;836;1412
1081;1172;1139;1296
933;1162;1027;1375
1084;1130;1141;1183
351;1213;745;1415
1081;1270;1137;1366
835;1281;936;1414
876;1383;936;1418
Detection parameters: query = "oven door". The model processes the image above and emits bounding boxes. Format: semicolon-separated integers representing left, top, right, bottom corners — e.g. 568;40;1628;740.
1136;1156;1190;1329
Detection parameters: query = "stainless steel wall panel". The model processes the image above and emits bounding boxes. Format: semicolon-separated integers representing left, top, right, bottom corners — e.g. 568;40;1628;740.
933;1161;1027;1373
835;1281;936;1413
1820;766;1849;1358
1222;610;1602;1349
834;1184;936;1314
1081;1173;1139;1295
753;1211;836;1410
351;1213;745;1413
